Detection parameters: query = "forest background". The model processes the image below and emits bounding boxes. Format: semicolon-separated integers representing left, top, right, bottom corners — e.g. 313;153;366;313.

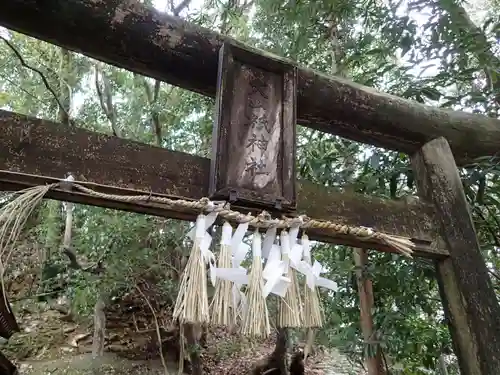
0;0;498;374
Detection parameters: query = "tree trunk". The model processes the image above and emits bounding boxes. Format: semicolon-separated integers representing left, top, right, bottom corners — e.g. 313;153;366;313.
62;200;74;255
252;327;289;375
438;354;449;375
184;323;203;375
354;249;385;375
274;327;289;374
0;0;499;164
57;48;72;125
42;200;62;266
95;63;119;137
91;297;106;359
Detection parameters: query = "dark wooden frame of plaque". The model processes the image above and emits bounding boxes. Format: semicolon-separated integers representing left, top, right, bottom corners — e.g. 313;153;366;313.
209;42;297;211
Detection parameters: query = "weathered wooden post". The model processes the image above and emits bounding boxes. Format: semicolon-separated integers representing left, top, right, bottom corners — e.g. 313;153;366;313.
210;43;297;212
412;137;500;375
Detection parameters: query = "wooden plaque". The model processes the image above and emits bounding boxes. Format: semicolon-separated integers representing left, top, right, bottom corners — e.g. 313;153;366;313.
210;43;297;211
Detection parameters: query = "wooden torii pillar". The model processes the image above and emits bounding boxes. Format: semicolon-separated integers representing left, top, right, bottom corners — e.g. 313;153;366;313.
412;137;500;375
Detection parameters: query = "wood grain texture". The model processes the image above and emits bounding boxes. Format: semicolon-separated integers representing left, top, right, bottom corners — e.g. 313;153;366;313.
0;0;498;164
435;260;481;375
412;137;500;375
0;110;446;257
210;43;296;210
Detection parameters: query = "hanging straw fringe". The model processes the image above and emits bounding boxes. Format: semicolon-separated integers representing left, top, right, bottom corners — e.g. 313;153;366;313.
173;214;210;324
241;231;270;337
303;275;323;328
278;231;302;328
210;222;236;326
301;234;323;328
0;184;56;309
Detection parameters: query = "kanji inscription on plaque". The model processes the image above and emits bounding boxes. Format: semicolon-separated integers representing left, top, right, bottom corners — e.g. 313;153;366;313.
209;43;297;211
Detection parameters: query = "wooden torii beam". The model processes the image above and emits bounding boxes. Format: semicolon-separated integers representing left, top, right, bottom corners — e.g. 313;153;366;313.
0;0;499;165
0;110;446;258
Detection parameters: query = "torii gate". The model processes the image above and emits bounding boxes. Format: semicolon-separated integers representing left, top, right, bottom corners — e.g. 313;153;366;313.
0;1;499;374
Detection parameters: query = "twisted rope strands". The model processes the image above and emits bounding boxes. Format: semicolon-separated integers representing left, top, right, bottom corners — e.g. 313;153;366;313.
7;182;415;257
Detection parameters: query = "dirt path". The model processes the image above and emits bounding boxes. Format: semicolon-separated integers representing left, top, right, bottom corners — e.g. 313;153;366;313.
18;353;176;375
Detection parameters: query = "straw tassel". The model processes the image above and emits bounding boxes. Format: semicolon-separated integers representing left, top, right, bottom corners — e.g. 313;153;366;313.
302;234;323;328
173;214;211;324
278;230;303;328
210;222;236;326
241;230;270;337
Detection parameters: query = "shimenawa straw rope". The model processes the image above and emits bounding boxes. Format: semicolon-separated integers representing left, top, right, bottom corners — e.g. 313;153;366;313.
2;181;415;258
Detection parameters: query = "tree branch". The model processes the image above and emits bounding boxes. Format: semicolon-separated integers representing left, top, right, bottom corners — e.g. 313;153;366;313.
136;285;170;375
1;36;71;124
0;72;39;101
94;63;119;137
171;0;191;16
488;269;500;283
438;0;500;93
57;48;72;124
142;77;162;146
472;205;500;248
153;79;161;102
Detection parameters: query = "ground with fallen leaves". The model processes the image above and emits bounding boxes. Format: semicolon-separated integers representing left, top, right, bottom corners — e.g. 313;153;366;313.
1;297;361;375
1;249;362;375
